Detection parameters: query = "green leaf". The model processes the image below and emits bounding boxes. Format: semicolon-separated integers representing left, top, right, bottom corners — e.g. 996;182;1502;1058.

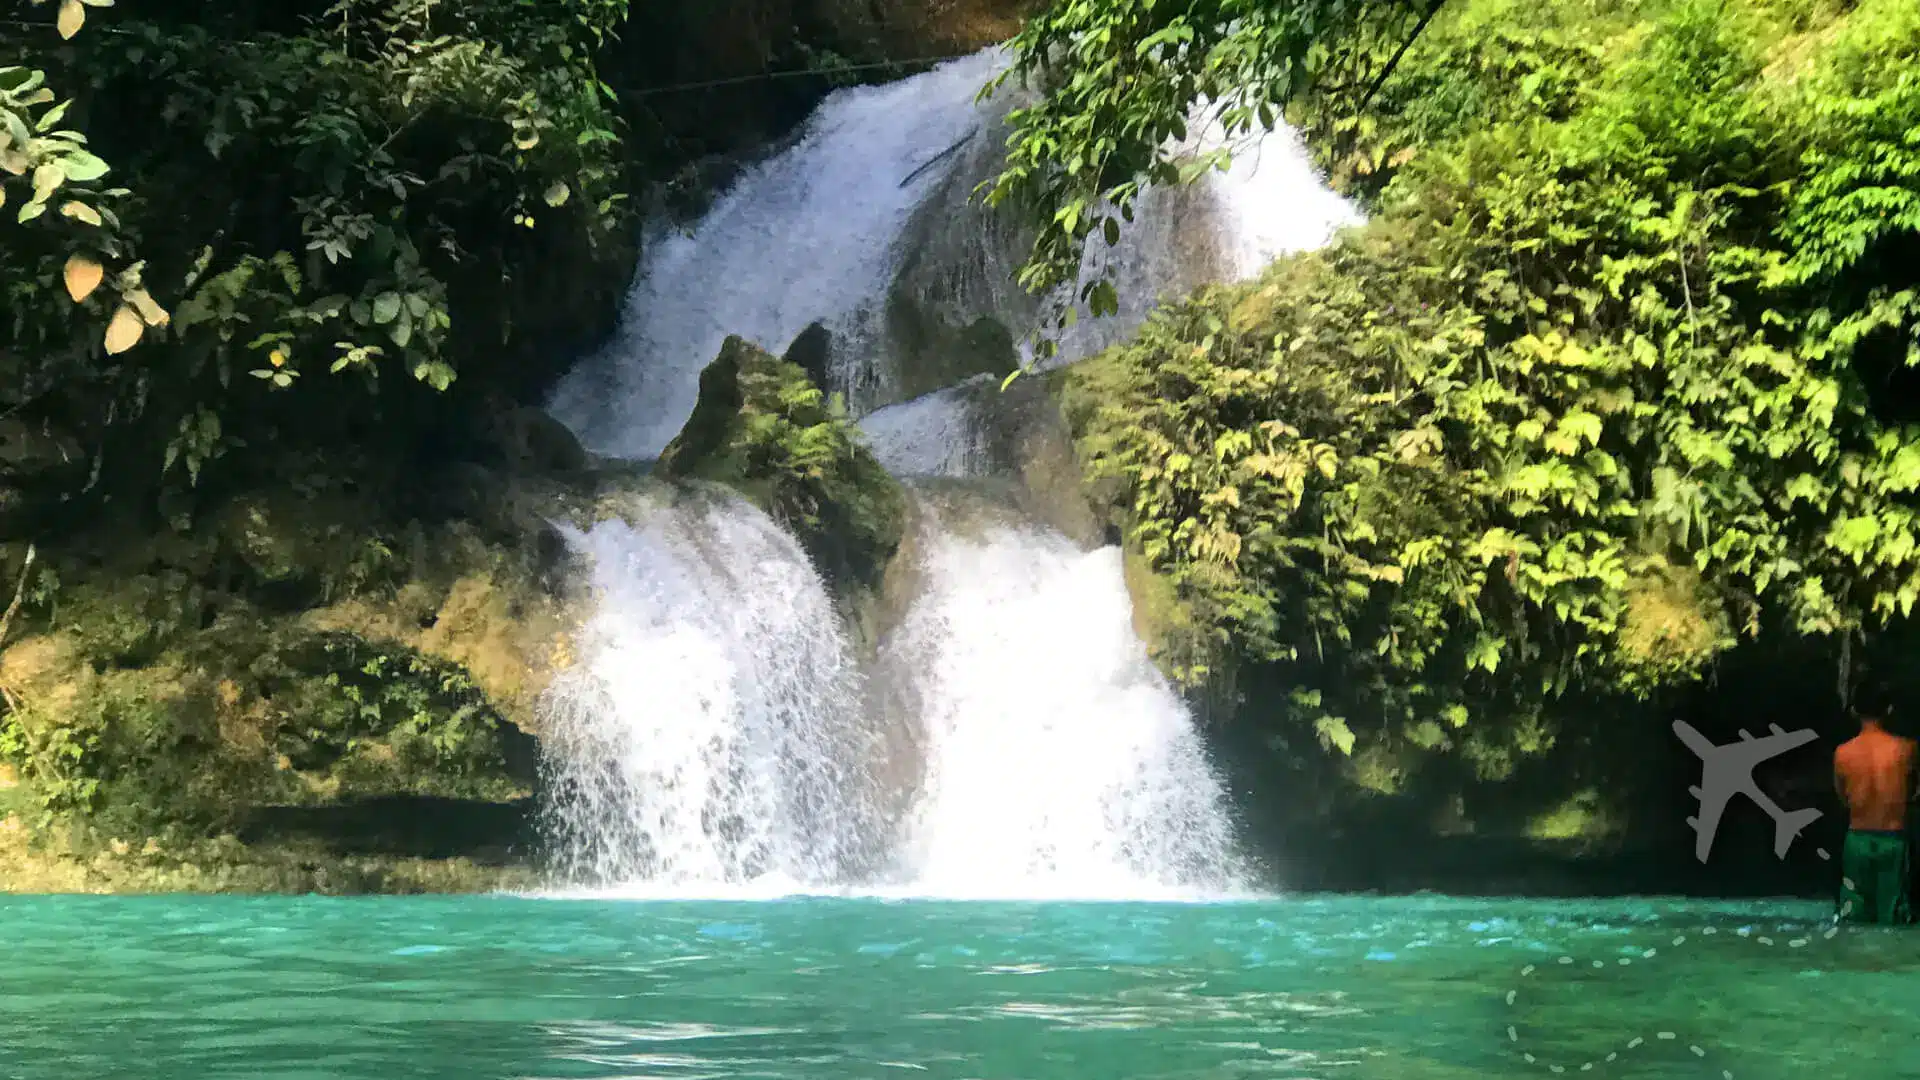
1314;716;1356;756
31;162;63;200
372;292;402;325
1830;515;1881;561
1088;279;1119;318
60;151;109;183
1466;635;1505;673
35;99;71;133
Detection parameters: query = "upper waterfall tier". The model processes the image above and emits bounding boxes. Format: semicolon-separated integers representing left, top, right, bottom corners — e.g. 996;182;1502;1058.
549;47;1357;462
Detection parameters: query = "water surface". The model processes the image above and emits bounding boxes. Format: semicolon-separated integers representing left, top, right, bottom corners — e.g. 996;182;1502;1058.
4;895;1918;1080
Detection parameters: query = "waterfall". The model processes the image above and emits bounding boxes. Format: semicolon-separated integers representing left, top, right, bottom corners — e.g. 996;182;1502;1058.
540;489;1247;899
538;493;889;895
548;50;1011;460
538;45;1357;899
549;47;1358;460
856;376;993;479
1048;106;1362;362
878;511;1245;899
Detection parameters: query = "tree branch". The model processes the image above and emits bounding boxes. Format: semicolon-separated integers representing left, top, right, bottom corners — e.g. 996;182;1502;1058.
0;543;37;656
1358;0;1450;112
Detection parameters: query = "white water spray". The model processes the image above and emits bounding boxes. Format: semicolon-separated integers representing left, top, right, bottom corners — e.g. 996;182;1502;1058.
539;494;888;893
551;48;1357;459
881;516;1244;898
856;377;992;479
538;46;1357;899
549;50;1011;460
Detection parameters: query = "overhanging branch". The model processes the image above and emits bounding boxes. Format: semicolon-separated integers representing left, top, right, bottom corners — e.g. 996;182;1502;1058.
1358;0;1450;111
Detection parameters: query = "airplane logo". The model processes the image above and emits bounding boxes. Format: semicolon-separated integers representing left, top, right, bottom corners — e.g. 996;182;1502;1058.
1672;720;1824;864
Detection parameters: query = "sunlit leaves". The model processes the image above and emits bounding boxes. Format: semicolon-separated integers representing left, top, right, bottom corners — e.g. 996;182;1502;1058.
30;162;60;201
63;254;102;302
1314;715;1357;755
102;305;142;354
60;151;107;182
126;288;168;328
55;0;84;41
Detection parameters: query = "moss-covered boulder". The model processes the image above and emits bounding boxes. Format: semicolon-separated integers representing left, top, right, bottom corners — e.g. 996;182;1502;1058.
659;335;907;595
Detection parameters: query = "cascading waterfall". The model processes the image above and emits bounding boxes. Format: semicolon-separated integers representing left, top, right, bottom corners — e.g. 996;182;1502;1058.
1043;104;1362;364
537;46;1358;899
878;510;1246;898
855;376;994;479
548;50;1011;460
550;47;1358;460
538;493;888;895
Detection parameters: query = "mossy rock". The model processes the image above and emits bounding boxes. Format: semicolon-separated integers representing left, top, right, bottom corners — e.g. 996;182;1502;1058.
0;819;535;894
0;466;582;885
658;335;907;594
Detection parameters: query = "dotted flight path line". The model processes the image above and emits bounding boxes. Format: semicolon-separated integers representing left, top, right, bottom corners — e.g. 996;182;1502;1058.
1503;843;1852;1079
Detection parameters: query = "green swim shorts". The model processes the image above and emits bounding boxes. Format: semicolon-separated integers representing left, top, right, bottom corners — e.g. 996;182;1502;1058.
1839;828;1910;924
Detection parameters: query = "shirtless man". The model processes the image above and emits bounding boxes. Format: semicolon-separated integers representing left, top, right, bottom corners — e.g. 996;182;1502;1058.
1834;689;1918;924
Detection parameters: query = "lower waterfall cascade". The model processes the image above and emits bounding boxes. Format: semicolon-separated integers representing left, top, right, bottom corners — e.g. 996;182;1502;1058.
536;48;1359;900
539;494;1251;899
880;516;1247;899
538;496;887;896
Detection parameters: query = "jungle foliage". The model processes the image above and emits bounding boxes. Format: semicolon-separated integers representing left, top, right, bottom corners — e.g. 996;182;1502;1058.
1062;0;1920;752
0;0;634;509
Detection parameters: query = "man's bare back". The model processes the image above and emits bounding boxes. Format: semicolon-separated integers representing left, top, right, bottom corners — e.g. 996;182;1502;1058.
1834;720;1916;831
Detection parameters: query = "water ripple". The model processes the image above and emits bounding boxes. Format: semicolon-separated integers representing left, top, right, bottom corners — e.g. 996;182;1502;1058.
0;894;1905;1080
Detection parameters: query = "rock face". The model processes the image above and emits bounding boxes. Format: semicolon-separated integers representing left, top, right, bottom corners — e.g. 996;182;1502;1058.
0;455;593;892
0;415;85;542
782;322;835;391
862;369;1107;548
659;335;908;597
876;99;1037;413
813;0;1034;59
